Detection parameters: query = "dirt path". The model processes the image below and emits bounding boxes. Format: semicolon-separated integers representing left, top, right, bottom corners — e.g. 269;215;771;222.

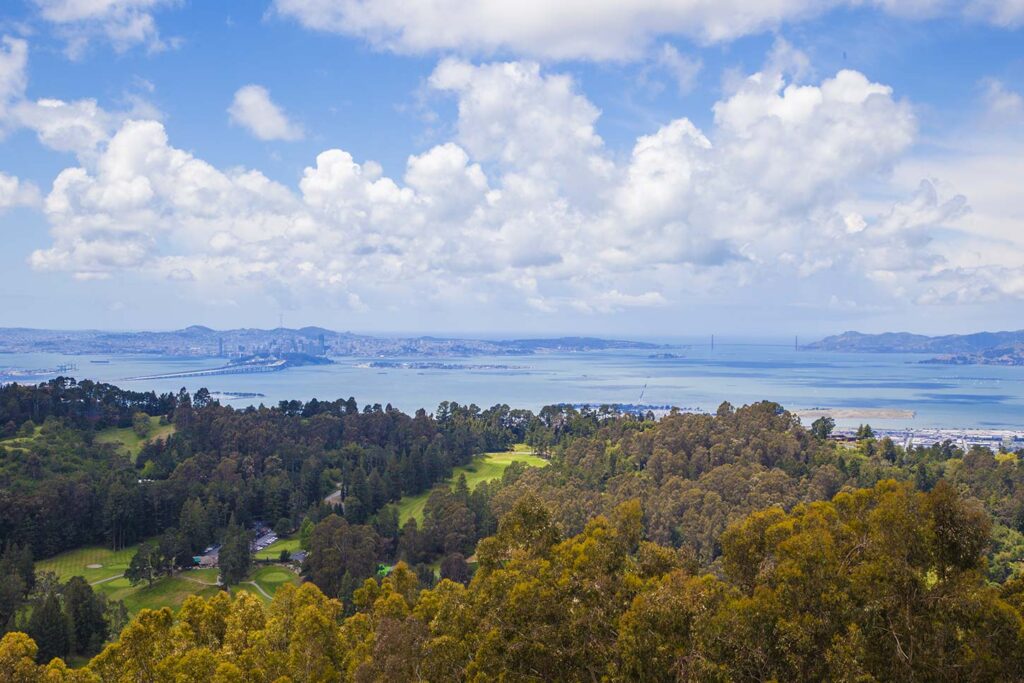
243;580;272;600
90;574;123;586
180;575;220;587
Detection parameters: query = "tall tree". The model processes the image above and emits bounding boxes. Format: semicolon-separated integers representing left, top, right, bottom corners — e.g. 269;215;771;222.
306;514;380;602
27;590;69;663
63;576;108;655
124;543;158;588
219;521;252;588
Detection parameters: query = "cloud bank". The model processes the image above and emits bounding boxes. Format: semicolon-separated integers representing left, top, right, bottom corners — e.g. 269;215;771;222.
272;0;1024;60
27;40;993;314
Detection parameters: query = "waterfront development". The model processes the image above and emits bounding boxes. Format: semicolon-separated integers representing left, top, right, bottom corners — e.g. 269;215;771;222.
832;426;1024;451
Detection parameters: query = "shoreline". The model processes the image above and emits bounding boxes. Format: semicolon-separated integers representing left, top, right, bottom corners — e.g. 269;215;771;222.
795;408;916;421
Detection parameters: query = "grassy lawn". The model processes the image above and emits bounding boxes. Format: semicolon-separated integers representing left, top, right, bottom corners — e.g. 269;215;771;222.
186;568;221;584
95;416;176;461
252;566;299;595
254;536;301;560
36;542;224;615
117;576;221;613
395;447;547;525
234;565;300;604
36;544;138;584
233;583;271;604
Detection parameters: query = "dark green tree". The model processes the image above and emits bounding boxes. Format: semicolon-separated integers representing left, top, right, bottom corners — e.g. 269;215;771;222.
274;517;292;538
810;416;835;440
27;590;69;663
439;552;470;584
219;521;252;587
63;576;108;655
306;514;380;602
124;543;158;587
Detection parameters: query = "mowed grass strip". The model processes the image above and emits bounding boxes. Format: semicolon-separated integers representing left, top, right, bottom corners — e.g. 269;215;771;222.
95;416;176;461
254;536;301;561
234;566;300;604
395;448;547;525
36;544;138;584
37;542;225;615
117;577;221;614
253;566;298;594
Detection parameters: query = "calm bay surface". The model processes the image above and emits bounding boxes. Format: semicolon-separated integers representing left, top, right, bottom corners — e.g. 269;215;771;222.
2;345;1023;429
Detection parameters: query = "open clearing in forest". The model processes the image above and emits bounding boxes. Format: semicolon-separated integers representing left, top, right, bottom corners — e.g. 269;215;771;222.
0;425;43;451
235;566;300;604
394;446;547;525
95;416;176;461
36;544;138;584
254;536;301;561
37;542;223;615
110;572;221;614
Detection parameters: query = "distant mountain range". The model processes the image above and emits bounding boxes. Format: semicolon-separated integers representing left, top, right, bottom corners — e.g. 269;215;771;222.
0;326;660;358
808;330;1024;366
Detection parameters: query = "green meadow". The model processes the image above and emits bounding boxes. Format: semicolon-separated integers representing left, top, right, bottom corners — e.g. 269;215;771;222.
35;541;298;614
94;416;176;460
254;536;302;561
395;446;547;524
35;544;137;585
233;566;301;605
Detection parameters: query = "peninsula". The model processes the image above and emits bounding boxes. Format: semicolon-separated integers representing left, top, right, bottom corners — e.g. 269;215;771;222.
0;326;660;359
808;329;1024;366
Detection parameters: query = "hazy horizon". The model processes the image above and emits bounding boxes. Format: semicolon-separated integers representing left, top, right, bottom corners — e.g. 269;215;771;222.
1;324;1017;345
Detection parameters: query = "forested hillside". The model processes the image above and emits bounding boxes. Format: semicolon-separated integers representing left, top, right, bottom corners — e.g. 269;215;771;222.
0;379;534;559
4;481;1022;681
5;379;1024;679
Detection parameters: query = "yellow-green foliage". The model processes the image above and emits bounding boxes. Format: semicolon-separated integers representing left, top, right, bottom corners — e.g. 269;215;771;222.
7;481;1024;682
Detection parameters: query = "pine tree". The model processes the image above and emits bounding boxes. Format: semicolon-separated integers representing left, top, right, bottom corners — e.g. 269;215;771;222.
64;576;108;655
219;521;252;587
27;591;69;663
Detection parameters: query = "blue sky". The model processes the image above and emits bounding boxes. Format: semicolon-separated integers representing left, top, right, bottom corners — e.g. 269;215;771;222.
0;1;1023;337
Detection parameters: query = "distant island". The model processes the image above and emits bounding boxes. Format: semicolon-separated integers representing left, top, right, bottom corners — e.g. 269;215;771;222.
808;330;1024;366
0;326;661;359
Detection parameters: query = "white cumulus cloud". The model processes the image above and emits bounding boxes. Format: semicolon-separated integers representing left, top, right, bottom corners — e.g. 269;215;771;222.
0;172;40;211
228;85;304;141
31;0;181;57
13;98;117;158
1;34;162;159
27;46;1018;317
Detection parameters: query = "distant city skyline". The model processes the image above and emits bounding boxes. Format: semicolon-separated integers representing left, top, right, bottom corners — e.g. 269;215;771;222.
1;1;1023;336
